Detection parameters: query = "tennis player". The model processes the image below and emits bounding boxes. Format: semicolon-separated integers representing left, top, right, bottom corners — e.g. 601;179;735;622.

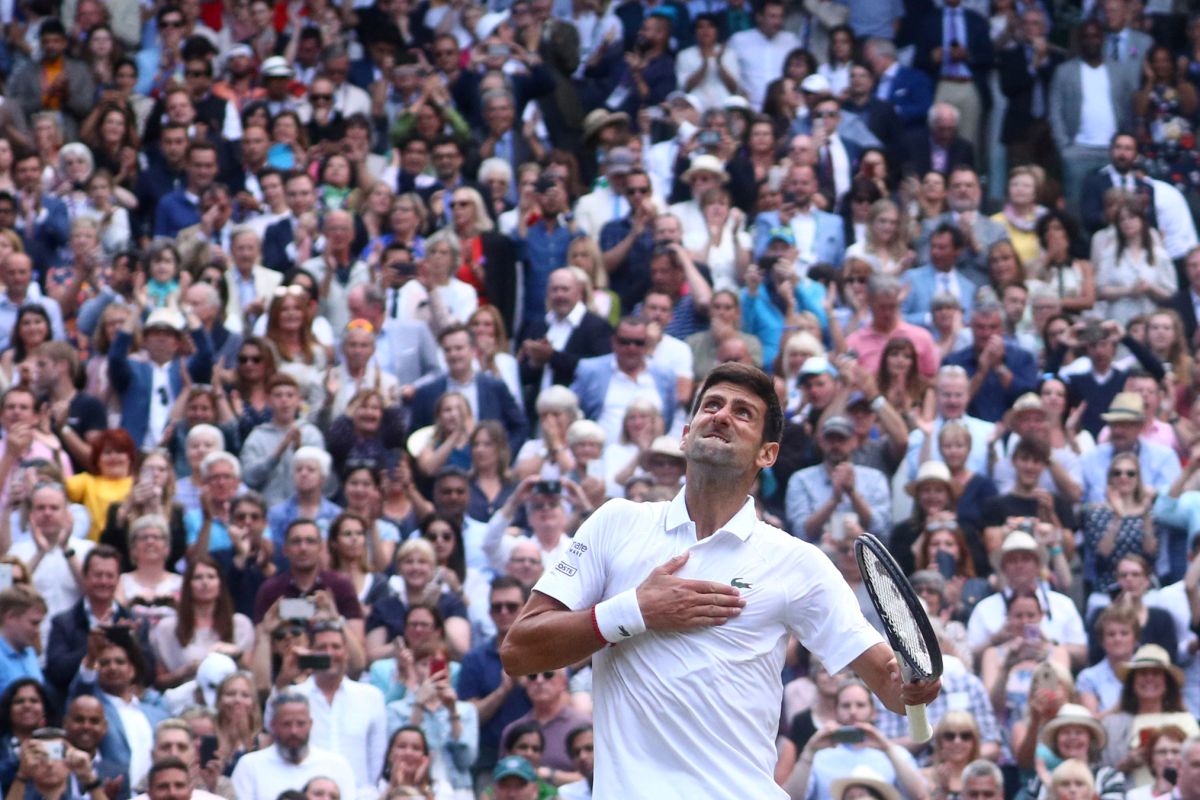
501;362;941;798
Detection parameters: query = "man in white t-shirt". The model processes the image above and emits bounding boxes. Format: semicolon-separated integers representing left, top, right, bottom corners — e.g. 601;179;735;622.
229;693;355;800
502;362;940;799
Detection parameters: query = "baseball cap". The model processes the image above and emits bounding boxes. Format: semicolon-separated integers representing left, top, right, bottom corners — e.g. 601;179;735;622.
144;308;185;333
821;415;855;438
261;56;293;78
605;146;636;175
799;356;837;380
195;653;238;708
493;756;537;783
799;73;831;94
767;226;795;246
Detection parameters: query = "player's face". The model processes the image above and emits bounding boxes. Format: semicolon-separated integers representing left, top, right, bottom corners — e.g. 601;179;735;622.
683;382;778;474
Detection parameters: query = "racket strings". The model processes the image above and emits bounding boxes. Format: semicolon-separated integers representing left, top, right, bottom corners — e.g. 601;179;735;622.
861;548;934;676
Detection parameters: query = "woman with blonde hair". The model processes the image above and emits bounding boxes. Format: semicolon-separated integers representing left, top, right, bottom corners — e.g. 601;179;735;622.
86;296;134;423
991;166;1048;264
1049;759;1097;800
845;199;914;276
514;385;583;479
922;711;981;800
567;236;619;324
466;421;515;522
772;330;825;415
446;186;518;333
264;283;328;412
366;538;470;660
606;397;665;496
420;229;480;327
212;670;269;775
1144;308;1194;413
413;392;475;479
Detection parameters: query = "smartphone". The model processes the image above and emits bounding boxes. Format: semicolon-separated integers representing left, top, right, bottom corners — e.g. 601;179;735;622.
830;726;865;745
646;105;666;120
297;653;332;671
533;479;562;496
697;130;721;149
829;511;847;542
41;741;64;761
935;550;957;580
0;564;12;591
279;597;316;621
486;43;511;58
1023;624;1042;641
199;735;219;765
1164;767;1178;785
429;654;448;676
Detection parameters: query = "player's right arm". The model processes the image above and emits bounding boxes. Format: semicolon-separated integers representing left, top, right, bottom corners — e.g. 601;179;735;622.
501;551;745;675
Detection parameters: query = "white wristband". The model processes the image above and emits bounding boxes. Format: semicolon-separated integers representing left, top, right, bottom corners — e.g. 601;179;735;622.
593;588;646;644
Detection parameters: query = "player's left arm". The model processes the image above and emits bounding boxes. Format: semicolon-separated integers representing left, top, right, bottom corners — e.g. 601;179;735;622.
852;642;941;716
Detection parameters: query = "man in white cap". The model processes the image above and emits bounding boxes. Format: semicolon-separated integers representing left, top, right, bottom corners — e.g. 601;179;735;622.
575;146;638;235
966;530;1087;665
668;153;728;232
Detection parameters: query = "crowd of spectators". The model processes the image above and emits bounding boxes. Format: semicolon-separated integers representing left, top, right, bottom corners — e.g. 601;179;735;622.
0;0;1198;798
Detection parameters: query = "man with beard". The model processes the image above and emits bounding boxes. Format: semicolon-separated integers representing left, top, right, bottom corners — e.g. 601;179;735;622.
230;694;354;800
502;363;939;799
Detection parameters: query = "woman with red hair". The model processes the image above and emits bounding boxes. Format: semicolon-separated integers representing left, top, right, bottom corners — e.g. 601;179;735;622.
66;428;137;540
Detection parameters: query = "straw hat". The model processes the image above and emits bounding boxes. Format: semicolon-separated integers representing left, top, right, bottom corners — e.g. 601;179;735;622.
680;153;729;184
582;109;630;143
906;461;959;500
990;530;1046;573
640;436;685;469
1115;643;1185;686
830;766;902;800
1040;703;1106;750
1101;392;1145;423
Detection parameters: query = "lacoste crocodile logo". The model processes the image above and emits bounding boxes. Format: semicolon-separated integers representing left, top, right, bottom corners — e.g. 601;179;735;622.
618;625;631;637
731;578;752;589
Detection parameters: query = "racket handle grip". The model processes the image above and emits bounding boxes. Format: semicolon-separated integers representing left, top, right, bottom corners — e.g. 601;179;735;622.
905;704;932;743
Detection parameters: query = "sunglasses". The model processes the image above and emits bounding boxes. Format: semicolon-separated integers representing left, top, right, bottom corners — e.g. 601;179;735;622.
161;19;185;27
626;186;651;195
233;511;263;521
525;672;556;682
238;354;262;364
186;69;209;77
529;501;560;511
844;276;869;284
310;94;332;102
272;626;306;641
941;730;975;742
490;602;521;614
1109;469;1137;478
814;110;839;118
616;336;647;347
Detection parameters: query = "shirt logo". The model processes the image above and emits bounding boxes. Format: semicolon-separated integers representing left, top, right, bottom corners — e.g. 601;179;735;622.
618;625;631;638
731;578;752;589
554;561;577;577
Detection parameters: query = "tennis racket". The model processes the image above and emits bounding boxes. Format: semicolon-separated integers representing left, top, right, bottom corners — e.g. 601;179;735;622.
854;532;943;743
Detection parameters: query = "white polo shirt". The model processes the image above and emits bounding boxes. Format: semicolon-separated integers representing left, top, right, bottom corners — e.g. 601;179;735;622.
534;490;883;800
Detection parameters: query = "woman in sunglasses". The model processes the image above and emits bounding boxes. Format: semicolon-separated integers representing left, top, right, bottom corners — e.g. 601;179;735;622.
228;337;276;441
1081;454;1159;613
922;711;982;800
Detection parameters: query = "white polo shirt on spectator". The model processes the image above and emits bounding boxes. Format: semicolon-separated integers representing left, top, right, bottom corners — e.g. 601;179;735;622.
534;490;883;800
965;583;1087;651
230;743;355;800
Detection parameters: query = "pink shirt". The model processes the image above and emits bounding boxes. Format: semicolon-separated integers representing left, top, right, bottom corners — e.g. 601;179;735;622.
1097;419;1181;455
845;322;941;377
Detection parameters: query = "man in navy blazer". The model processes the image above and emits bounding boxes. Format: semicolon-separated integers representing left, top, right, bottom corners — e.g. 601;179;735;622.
863;38;933;128
409;325;528;457
45;547;156;704
902;224;981;328
570;317;678;443
516;268;614;406
108;308;213;450
261;171;322;273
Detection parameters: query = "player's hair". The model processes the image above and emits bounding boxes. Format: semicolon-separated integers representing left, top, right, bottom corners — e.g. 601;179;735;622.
690;363;783;444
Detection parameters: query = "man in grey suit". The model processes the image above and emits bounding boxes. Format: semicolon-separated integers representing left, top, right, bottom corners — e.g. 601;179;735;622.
917;166;1008;285
1048;19;1137;216
1102;0;1154;85
7;18;95;140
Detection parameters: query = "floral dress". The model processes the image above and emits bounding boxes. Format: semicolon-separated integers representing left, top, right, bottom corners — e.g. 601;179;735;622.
1138;83;1200;193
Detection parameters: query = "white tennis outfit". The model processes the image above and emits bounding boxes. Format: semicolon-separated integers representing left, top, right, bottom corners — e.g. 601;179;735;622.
534;490;884;799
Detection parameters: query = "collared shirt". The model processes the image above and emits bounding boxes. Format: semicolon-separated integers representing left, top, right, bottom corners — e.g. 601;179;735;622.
456;637;532;763
727;26;802;109
784;462;892;539
941;7;972;78
533;489;883;799
1080;440;1181;504
904;414;996;480
876;62;899;99
942;342;1040;422
872;658;1001;753
274;676;387;793
446;373;481;422
597;357;663;443
545;302;587;351
520;220;574;323
0;635;42;695
0;287;66;352
229;744;356;800
102;689;154;787
965;582;1088;650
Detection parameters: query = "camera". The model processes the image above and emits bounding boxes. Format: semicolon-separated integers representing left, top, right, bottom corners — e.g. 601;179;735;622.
533;479;562;495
